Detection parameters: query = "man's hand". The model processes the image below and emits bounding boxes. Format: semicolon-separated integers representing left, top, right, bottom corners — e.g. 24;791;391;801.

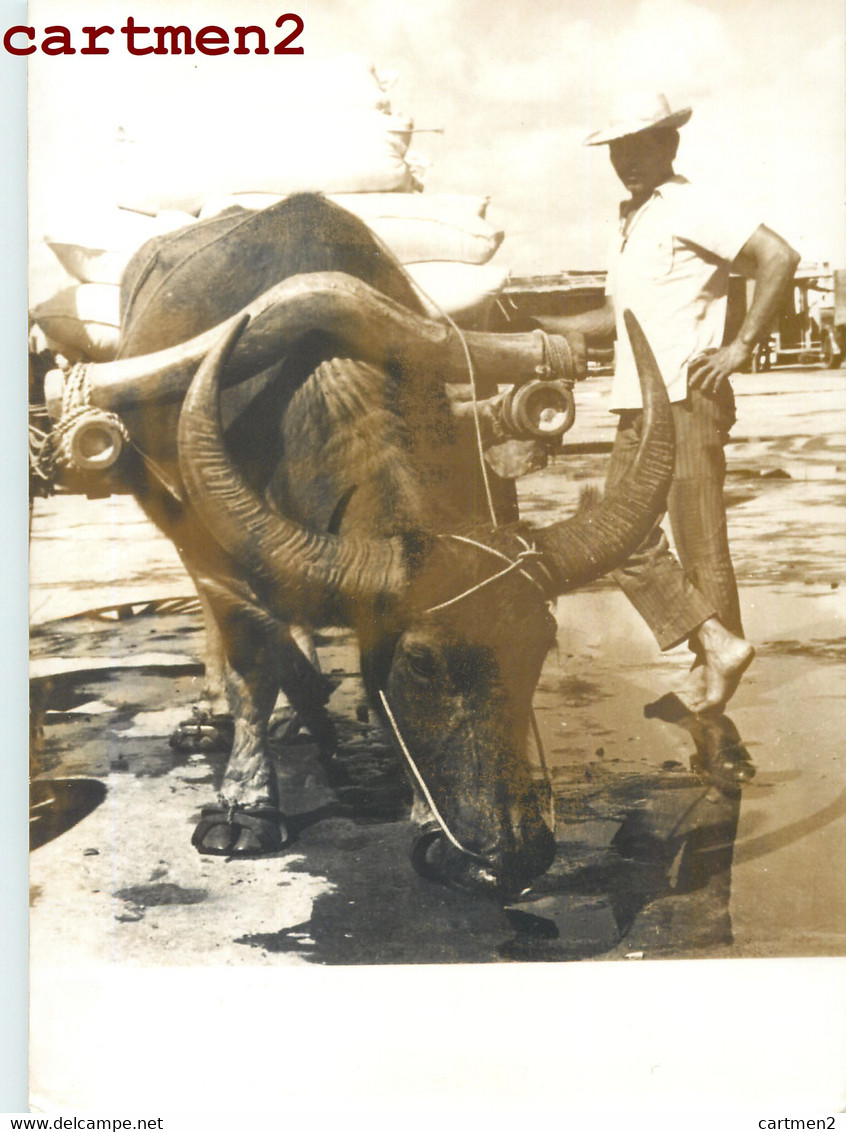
699;225;800;396
444;384;506;445
533;298;616;346
687;339;753;393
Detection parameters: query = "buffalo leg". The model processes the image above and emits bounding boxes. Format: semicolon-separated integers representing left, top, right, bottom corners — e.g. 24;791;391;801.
200;577;338;789
195;579;229;716
188;576;338;854
176;563;337;759
167;560;235;756
218;640;281;809
189;595;285;855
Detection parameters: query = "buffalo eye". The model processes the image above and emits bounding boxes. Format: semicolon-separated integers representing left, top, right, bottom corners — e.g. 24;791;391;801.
403;643;440;683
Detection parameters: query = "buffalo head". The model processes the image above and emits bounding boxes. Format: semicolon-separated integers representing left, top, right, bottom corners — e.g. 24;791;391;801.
176;307;673;896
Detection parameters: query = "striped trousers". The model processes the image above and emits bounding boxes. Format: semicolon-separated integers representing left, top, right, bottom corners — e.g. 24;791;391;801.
606;384;743;651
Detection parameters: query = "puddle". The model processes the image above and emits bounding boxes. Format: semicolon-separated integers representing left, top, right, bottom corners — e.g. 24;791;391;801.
118;706;203;738
30;778;107;851
236;922;318;956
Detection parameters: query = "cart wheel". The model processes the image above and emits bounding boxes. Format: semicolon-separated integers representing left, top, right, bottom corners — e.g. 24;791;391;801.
822;330;843;370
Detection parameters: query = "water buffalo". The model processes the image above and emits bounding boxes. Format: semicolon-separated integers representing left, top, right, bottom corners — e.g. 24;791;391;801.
41;194;673;895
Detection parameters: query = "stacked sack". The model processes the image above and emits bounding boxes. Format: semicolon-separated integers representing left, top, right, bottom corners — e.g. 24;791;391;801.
31;209;196;361
115;55;420;212
31;56;510;363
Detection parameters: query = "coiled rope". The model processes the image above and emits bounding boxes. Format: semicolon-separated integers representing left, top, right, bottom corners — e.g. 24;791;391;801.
30;364;129;490
31;362;183;500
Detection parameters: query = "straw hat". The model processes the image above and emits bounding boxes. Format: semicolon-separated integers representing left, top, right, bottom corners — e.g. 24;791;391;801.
584;92;692;146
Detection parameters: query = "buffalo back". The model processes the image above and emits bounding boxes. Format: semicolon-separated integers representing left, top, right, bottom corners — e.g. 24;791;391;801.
118;193;426;358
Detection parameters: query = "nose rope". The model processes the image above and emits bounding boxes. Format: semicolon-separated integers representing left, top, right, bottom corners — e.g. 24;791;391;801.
378;689;486;862
444;308;498;526
367;232;559;842
424;532;553;614
421;531;557;833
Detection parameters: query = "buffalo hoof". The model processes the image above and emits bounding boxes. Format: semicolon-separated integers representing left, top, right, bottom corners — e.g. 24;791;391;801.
191;804;289;856
170;709;234;754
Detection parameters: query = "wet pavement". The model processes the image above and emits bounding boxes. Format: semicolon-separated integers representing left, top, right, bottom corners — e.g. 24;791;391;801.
29;365;846;969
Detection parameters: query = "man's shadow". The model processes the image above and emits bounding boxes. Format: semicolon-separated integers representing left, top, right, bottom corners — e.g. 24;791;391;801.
502;697;753;959
615;692;754;893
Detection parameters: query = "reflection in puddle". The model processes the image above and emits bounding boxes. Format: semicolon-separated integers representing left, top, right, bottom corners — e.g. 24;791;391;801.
501;704;748;961
30;777;107;850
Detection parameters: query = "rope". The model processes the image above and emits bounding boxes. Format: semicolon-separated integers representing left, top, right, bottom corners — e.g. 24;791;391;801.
539;328;575;387
443;307;498;527
378;689;486;861
529;708;556;833
31;364;127;490
365;225;500;528
28;424;50;482
62;362;91;416
424;532;552;614
421;529;554;833
30;363;185;501
131;445;185;503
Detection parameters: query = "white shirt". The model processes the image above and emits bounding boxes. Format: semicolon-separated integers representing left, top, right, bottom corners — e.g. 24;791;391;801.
606;175;759;409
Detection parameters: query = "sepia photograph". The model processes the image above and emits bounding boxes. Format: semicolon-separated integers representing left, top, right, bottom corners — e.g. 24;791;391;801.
19;0;846;1117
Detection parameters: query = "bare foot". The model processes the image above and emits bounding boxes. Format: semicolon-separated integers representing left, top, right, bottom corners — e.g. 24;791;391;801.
677;663;708;712
677;617;755;714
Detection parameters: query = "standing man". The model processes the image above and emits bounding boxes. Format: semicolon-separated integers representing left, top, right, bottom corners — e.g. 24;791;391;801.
537;92;799;714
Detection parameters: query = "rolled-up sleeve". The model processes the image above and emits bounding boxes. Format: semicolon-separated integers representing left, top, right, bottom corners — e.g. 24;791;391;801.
667;182;761;264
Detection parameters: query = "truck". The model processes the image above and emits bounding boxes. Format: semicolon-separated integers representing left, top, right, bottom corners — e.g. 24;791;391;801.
749;265;845;371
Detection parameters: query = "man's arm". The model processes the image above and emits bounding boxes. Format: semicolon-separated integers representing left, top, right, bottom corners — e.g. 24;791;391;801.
688;225;801;392
531;297;616;344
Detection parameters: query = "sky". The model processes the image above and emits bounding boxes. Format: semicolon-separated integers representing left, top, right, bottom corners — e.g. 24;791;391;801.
26;0;846;285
